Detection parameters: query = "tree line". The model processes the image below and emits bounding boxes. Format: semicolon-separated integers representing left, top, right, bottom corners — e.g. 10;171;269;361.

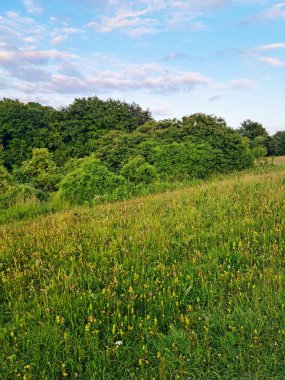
0;97;284;207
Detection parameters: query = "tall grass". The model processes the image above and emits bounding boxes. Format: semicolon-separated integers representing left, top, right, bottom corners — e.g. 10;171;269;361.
1;166;285;379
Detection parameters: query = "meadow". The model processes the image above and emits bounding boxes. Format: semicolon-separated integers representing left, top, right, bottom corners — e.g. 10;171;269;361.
1;162;285;379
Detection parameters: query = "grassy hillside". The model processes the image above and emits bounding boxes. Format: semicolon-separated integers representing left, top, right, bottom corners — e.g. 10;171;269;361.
1;163;285;379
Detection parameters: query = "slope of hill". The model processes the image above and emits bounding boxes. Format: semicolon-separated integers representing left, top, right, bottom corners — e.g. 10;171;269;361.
1;164;285;379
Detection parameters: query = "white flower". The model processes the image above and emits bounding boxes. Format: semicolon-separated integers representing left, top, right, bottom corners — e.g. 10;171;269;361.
115;340;123;348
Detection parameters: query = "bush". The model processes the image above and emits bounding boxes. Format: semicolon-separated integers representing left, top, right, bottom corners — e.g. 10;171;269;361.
182;114;254;171
0;165;12;192
152;141;223;179
120;156;158;184
13;148;61;192
58;157;125;205
0;184;47;209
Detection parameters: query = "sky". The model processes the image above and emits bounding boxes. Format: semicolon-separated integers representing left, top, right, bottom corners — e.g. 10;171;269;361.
0;1;284;134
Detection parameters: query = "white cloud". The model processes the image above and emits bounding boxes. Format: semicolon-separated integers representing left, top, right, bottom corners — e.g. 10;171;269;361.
0;12;46;49
51;36;67;45
213;78;255;98
258;43;285;51
0;45;210;95
0;49;75;67
262;2;285;20
167;13;206;30
87;8;159;36
258;56;285;67
50;27;84;45
18;65;208;95
85;0;229;36
229;78;255;90
22;0;43;14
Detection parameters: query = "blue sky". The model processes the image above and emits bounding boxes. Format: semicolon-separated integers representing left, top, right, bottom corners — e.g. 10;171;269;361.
0;1;284;133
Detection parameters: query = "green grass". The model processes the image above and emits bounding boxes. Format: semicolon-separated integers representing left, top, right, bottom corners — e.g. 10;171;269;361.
1;165;285;379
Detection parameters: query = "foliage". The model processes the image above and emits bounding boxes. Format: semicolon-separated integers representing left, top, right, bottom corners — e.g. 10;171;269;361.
237;119;271;158
182;114;254;170
58;156;125;205
152;141;221;179
238;119;269;142
0;97;152;168
0;99;60;168
269;131;285;156
13;148;61;192
120;156;158;184
0;183;46;209
0;165;12;192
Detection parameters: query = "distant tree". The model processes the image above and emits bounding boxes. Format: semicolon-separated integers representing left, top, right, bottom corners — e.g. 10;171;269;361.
0;99;60;168
182;114;253;170
238;120;269;145
269;131;285;156
251;135;268;159
0;97;152;169
64;97;152;133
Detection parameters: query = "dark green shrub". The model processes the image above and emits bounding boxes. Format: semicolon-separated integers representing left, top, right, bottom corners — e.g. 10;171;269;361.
269;131;285;156
0;165;12;192
58;157;125;205
0;184;46;209
182;114;254;171
120;156;158;184
152;141;223;179
13;148;61;192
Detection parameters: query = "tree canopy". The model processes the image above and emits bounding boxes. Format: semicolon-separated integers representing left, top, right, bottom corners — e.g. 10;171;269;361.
1;96;282;207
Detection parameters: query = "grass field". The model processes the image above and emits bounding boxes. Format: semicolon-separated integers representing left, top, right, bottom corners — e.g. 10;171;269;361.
1;163;285;379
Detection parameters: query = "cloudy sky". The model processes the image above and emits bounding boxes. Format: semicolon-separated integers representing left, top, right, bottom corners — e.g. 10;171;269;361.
0;0;284;133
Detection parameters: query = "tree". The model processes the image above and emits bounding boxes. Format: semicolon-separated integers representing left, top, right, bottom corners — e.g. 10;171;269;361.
269;131;285;156
0;99;60;168
238;120;269;145
182;114;253;171
0;97;152;169
251;135;268;159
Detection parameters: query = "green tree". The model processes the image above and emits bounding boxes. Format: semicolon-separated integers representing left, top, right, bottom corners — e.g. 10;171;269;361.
238;120;269;146
0;97;152;169
182;114;253;171
0;99;60;168
251;135;268;159
269;131;285;156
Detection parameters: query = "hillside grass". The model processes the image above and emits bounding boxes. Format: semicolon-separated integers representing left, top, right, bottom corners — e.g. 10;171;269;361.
1;163;285;379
